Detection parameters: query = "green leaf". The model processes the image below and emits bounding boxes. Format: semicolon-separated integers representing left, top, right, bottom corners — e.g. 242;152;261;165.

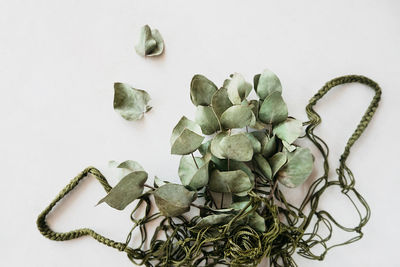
113;83;151;121
278;148;314;188
261;135;277;158
245;133;261;154
97;171;148;210
195;106;220;135
220;105;253;129
170;116;204;155
259;91;288;124
269;152;287;177
209;169;252;194
282;140;297;152
117;160;144;172
135;25;164;57
211;88;233;118
254;69;282;100
226;73;252;104
154;176;168;188
230;200;251;211
219;133;254;161
153;183;197;217
273;118;303;144
210;131;229;159
190;75;218;106
178;155;209;190
254;154;272;180
248;212;266;232
191;214;234;230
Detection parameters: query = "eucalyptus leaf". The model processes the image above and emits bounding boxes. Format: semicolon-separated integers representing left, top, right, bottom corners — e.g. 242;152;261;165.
282;140;297;152
245;133;261;154
153;183;197;217
230;200;251;211
262;135;277;158
277;148;314;188
226;73;252;104
178;155;209;190
259;91;288;124
209;169;252;194
97;171;148;210
254;154;272;180
269;152;287;177
113;83;151;121
248;212;266;232
211;88;233;118
170;116;204;155
135;25;164;57
219;133;253;161
117;160;144;172
220;105;253;129
273;118;303;144
154;176;168;188
210;131;229;159
190;75;218;106
254;69;282;100
195;106;220;135
191;214;234;230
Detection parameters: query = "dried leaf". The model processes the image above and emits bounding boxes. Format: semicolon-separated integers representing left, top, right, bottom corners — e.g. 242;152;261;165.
254;154;272;180
117;160;144;172
259;91;288;124
273;118;303;144
97;171;148;210
226;73;252;104
220;105;253;129
190;75;218;106
170;116;204;155
191;214;234;230
113;83;151;121
216;133;254;161
153;183;197;217
278;148;314;188
135;25;164;57
269;152;287;177
178;155;209;190
195;106;220;135
211;87;233;118
209;169;252;194
254;69;282;100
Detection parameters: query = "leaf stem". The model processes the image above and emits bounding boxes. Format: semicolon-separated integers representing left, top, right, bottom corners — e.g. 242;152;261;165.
268;180;279;200
144;184;156;190
191;152;199;169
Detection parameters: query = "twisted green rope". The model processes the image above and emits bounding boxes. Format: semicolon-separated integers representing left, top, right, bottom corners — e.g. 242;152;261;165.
37;75;381;266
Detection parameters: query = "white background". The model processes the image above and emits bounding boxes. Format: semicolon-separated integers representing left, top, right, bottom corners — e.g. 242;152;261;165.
1;0;399;266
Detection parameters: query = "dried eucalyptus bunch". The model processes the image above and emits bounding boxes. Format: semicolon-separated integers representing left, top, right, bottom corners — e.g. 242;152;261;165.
37;70;382;267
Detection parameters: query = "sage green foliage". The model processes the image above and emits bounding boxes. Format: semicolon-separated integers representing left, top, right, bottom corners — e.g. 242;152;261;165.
170;116;204;155
97;171;148;210
135;25;164;57
153;183;197;217
113;83;151;121
178;155;209;190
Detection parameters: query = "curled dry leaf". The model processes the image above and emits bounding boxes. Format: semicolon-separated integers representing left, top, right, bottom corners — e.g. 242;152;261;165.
113;83;151;121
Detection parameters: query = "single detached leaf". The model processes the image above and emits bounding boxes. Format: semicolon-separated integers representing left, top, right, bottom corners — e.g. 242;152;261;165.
113;83;151;121
273;118;303;145
191;214;234;230
219;133;254;161
269;152;287;177
259;91;288;124
211;88;233;118
226;73;252;104
277;148;314;188
220;105;253;129
190;74;218;106
254;154;272;180
135;25;164;57
178;155;209;190
117;160;144;172
209;169;252;194
97;171;148;210
170;116;204;155
195;106;220;135
153;183;197;217
254;69;282;100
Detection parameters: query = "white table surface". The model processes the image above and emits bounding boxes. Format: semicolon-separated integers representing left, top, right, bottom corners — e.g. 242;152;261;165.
1;0;399;266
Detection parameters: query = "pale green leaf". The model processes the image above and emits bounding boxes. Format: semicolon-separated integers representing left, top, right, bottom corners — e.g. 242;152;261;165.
97;171;148;210
211;88;233;118
195;106;220;135
170;116;204;155
273;118;303;144
117;160;144;172
191;214;234;230
190;75;217;106
178;155;209;190
278;148;314;188
220;105;253;129
261;135;277;158
219;133;254;161
254;69;282;100
226;73;252;104
248;212;266;232
113;83;151;121
254;154;272;180
153;183;197;217
245;133;261;154
209;169;252;194
134;25;164;57
269;152;287;177
259;91;288;124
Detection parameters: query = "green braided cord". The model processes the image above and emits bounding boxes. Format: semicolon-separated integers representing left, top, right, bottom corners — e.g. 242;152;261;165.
36;75;381;266
36;167;132;253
